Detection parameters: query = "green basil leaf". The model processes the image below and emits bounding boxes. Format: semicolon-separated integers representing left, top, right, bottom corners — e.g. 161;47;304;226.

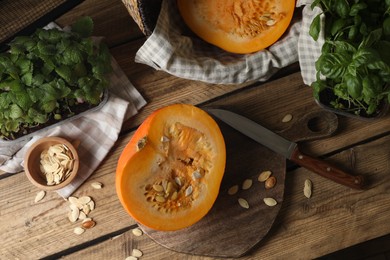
359;28;383;49
9;104;23;119
345;73;362;99
384;17;390;36
349;3;367;16
310;14;322;41
330;18;347;36
335;0;350;18
71;16;94;38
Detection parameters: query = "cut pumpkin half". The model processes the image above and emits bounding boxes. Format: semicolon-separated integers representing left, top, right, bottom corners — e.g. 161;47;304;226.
116;104;226;231
177;0;296;54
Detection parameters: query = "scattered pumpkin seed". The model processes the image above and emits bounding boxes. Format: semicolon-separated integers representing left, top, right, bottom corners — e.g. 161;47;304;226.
242;179;253;190
132;227;143;237
263;197;277;207
265;176;277;189
125;256;138;260
228;185;239;195
132;249;143;258
91;182;103;189
304;179;312;198
282;113;293;123
258;170;272;182
238;198;249;209
34;190;46;203
73;227;85;235
82;219;96;229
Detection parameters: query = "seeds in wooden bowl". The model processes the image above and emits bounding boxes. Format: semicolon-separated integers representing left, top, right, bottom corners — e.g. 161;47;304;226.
40;144;75;185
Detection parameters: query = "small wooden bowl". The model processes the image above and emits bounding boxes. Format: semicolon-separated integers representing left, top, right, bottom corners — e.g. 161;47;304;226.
24;137;79;191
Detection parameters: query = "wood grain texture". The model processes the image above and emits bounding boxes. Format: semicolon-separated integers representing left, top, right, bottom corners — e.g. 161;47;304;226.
141;122;286;258
61;134;390;259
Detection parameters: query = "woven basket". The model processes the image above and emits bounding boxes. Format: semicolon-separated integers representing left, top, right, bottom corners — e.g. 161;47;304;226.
121;0;162;36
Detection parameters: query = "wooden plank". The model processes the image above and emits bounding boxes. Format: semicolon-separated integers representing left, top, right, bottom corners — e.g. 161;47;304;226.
60;133;390;259
0;134;135;259
55;0;145;46
1;70;389;258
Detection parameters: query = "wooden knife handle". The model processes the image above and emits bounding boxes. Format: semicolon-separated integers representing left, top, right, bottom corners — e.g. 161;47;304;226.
290;147;365;190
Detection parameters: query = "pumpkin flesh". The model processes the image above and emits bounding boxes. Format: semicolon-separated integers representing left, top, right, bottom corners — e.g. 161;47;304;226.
116;104;226;231
177;0;296;54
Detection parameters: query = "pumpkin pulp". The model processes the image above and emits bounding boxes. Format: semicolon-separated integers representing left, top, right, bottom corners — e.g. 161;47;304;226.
177;0;296;54
116;104;226;231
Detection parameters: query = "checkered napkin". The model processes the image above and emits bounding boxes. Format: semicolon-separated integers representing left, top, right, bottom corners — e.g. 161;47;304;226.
135;0;302;84
297;0;325;85
0;58;147;198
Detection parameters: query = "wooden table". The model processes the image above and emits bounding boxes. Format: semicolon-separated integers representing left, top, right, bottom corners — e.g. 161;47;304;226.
1;0;389;259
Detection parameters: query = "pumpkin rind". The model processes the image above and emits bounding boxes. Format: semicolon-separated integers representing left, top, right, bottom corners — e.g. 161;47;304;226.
177;0;296;54
116;104;226;231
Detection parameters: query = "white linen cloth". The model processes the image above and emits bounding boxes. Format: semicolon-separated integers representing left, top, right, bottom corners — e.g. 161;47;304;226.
135;0;302;84
135;0;323;86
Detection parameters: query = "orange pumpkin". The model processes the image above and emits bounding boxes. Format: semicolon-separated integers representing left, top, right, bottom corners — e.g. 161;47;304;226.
177;0;296;54
116;104;226;231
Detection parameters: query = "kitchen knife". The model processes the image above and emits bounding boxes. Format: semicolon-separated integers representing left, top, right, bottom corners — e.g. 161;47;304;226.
207;108;365;190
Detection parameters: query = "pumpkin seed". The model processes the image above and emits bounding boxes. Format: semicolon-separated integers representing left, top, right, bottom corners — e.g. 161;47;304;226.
185;185;193;196
125;256;138;260
304;179;312;198
242;179;253;190
266;19;276;26
263;197;277;207
192;170;202;180
258;170;272;182
174;177;182;187
34;190;46;203
171;191;178;200
73;227;85;235
161;136;170;142
238;198;249;209
155;195;166;203
82;219;96;229
132;249;143;257
69;204;80;222
136;136;147;151
228;185;239;195
282;113;293;123
79;196;92;204
152;184;164;192
91;182;103;189
265;176;277;189
132;227;143;237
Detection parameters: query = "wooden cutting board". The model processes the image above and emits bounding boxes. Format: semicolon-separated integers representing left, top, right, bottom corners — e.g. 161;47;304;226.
140;110;338;258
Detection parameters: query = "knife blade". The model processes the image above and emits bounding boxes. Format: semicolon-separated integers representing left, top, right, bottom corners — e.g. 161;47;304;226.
207;108;365;190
